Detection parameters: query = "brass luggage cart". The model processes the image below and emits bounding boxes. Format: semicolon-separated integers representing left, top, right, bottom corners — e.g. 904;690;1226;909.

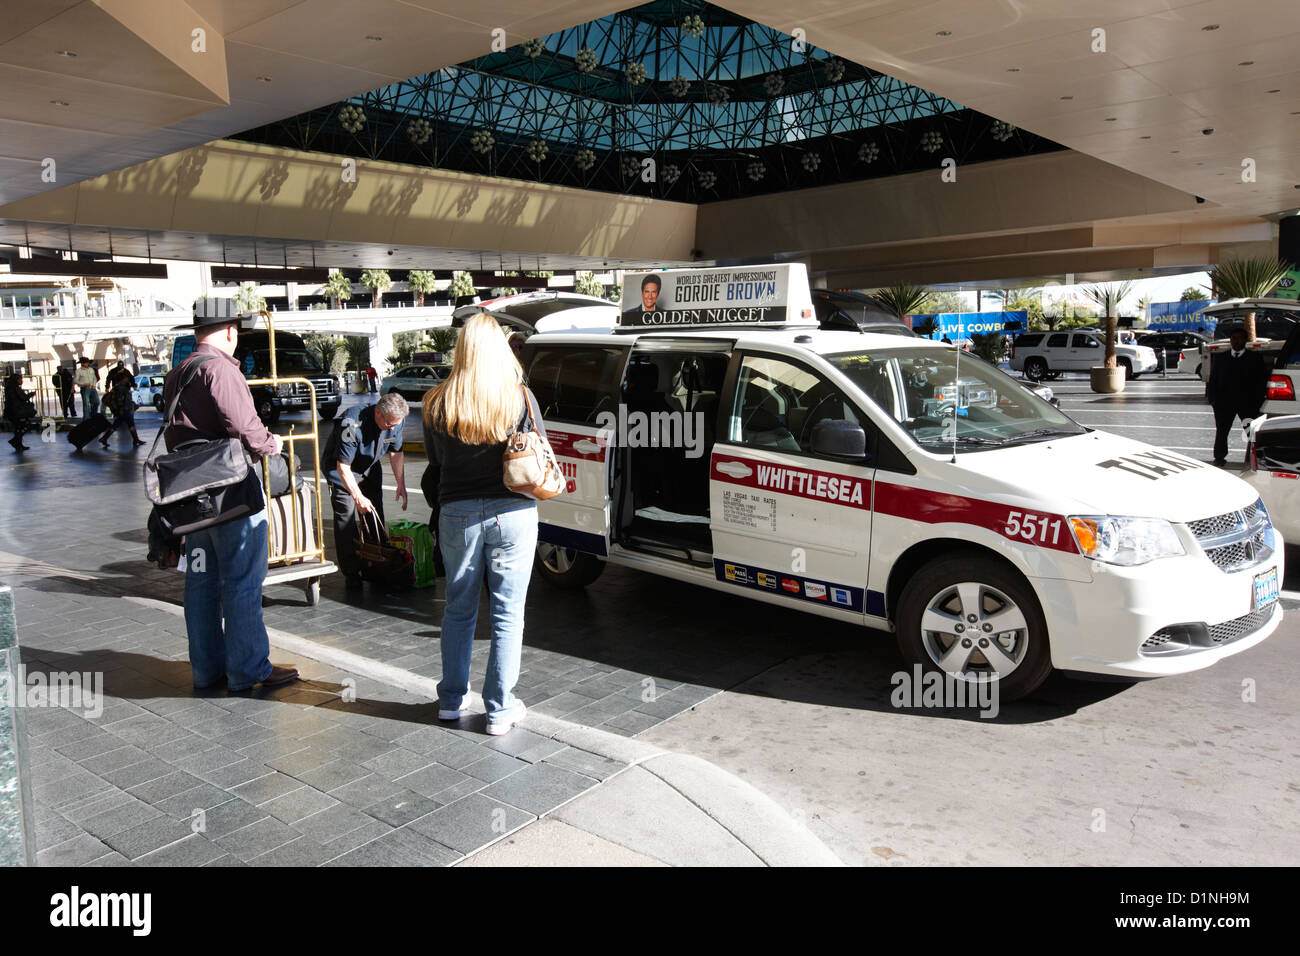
246;310;336;605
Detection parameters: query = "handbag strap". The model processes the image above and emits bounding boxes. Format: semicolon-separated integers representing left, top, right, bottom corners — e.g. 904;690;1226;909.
514;384;539;436
358;509;388;544
146;354;216;463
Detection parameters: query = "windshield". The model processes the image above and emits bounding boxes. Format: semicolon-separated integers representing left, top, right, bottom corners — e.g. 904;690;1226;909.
827;346;1086;452
250;349;325;376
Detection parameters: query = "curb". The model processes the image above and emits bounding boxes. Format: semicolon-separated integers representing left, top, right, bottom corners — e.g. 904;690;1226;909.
126;595;844;866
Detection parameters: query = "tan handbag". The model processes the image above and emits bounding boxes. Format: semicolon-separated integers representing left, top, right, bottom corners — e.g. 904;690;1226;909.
502;386;566;500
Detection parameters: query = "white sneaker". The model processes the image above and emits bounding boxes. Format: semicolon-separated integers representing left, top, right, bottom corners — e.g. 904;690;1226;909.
485;702;527;736
438;689;472;721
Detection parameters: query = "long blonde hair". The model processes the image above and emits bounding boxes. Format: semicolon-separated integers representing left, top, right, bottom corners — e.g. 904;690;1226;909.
423;313;524;444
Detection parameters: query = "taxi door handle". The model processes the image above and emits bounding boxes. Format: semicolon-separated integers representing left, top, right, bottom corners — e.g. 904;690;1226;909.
716;461;752;479
574;439;602;455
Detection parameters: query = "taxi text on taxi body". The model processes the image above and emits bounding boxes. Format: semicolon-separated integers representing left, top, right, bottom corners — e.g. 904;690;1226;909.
518;264;1282;700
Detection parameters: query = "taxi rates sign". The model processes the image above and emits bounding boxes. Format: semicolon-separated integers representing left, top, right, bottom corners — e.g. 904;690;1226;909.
619;263;814;329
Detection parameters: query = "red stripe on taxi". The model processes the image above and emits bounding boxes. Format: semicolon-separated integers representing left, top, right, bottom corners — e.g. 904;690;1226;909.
711;451;1079;554
548;430;607;462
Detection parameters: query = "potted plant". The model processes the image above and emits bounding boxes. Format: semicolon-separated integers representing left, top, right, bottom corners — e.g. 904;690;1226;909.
408;270;437;307
344;336;371;394
1082;281;1134;393
323;271;352;309
871;283;931;324
360;269;392;308
1207;257;1292;341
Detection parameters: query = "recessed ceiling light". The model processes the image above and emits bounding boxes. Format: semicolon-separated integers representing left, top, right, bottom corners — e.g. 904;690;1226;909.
1171;149;1180;153
55;50;77;57
1006;67;1020;72
1104;117;1117;121
1267;89;1280;93
1060;95;1073;101
1140;135;1151;139
365;35;382;41
935;30;951;36
256;75;272;82
50;99;69;106
1202;23;1220;31
1239;60;1254;66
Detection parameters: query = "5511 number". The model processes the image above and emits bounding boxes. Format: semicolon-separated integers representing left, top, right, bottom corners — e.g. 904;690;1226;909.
1004;510;1062;545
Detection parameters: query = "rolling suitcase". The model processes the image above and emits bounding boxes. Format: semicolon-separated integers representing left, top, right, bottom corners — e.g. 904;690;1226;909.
68;413;112;450
267;482;318;562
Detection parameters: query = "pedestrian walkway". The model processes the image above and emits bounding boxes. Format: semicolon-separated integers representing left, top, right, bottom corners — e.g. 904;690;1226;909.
0;419;840;866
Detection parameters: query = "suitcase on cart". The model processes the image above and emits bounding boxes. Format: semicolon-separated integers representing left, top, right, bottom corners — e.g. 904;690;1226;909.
67;413;112;450
267;482;318;562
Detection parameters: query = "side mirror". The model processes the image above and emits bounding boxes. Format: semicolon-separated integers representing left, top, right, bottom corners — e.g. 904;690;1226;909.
812;419;869;459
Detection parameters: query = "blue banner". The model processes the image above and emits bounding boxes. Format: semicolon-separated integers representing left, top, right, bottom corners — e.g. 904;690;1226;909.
911;311;1028;339
1148;300;1215;333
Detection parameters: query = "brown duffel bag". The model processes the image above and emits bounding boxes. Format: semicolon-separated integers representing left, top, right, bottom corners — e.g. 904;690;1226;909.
355;511;412;587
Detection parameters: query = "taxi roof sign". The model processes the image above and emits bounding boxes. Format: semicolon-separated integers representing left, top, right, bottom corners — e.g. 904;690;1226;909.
618;263;816;332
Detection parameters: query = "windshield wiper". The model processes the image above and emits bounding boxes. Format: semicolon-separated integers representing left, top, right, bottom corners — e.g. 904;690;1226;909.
917;435;1003;447
997;427;1086;445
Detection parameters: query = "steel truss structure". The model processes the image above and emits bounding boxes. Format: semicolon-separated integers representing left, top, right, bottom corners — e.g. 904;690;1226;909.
233;0;1063;202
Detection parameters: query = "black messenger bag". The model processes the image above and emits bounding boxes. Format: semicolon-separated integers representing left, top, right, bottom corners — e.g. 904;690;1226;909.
143;355;265;537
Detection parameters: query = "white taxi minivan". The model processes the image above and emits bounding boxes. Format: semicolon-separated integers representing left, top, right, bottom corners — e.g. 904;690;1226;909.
521;265;1283;700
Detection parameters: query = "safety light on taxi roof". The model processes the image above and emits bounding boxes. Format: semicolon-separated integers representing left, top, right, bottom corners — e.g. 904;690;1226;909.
1068;516;1184;567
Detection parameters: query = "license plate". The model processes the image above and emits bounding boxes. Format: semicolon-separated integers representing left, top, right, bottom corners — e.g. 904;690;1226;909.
1253;567;1279;611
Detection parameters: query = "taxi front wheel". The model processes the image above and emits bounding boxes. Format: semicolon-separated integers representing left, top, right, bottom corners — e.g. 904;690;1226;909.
895;555;1053;702
535;543;605;589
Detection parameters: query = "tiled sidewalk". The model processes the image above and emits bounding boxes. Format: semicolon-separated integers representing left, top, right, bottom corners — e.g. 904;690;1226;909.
1;417;849;865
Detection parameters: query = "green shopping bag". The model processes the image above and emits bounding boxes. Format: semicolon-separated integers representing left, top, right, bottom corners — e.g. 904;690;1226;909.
386;519;437;588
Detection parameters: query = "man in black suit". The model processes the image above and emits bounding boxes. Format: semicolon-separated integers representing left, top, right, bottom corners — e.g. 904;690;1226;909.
1206;328;1268;466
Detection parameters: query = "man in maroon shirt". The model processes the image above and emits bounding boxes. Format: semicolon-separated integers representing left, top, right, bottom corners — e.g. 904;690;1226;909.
163;306;299;692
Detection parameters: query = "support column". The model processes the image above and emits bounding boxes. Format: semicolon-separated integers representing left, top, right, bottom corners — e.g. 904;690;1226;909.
369;324;394;381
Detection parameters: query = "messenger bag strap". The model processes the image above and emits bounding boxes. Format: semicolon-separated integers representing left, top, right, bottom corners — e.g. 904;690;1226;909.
145;353;216;463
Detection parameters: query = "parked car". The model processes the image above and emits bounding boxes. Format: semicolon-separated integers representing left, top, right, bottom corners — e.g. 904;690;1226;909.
1243;414;1300;543
131;374;165;411
380;364;450;401
1137;331;1208;372
454;291;618;334
173;328;342;425
1191;298;1300;382
810;289;915;336
1009;330;1159;381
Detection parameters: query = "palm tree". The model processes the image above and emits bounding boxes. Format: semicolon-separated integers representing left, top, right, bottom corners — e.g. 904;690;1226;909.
1207;257;1292;341
912;316;939;339
305;334;340;376
428;327;458;354
234;282;265;314
1081;281;1134;368
360;269;392;308
451;271;476;300
408;270;437;307
323;272;352;309
872;283;931;321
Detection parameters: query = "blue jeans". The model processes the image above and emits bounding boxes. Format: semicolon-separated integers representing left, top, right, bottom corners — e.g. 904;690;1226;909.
437;497;538;723
80;386;98;420
183;510;274;690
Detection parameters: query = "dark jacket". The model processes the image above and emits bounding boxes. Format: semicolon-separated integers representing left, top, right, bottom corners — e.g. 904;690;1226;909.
1206;349;1267;412
421;387;545;513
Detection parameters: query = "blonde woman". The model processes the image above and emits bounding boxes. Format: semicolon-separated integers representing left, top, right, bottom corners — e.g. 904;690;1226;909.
422;314;542;735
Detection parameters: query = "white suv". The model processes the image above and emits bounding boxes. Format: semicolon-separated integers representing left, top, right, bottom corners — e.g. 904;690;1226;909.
1010;330;1159;381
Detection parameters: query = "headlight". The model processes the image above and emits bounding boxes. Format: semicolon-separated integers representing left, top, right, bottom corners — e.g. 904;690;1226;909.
277;383;293;396
1068;515;1185;566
